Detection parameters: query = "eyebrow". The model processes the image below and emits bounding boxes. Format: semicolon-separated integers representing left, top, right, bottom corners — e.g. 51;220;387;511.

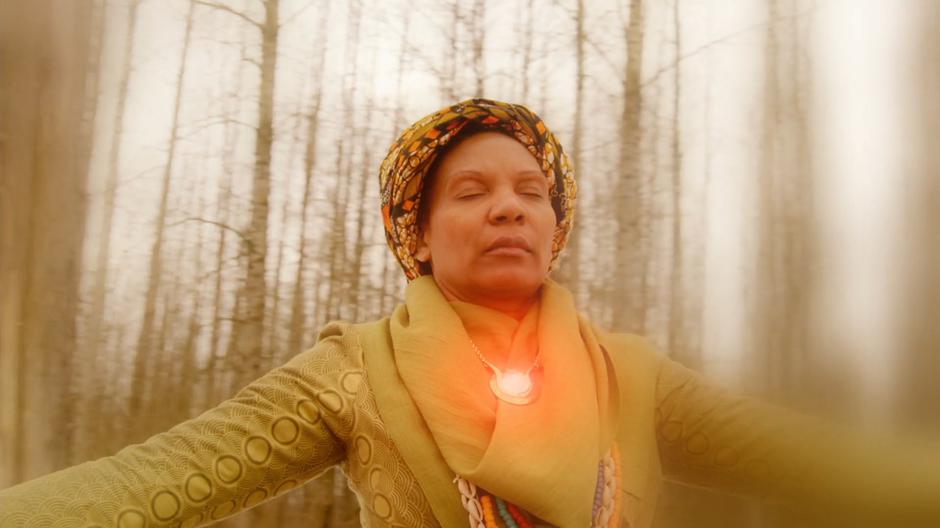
446;169;545;186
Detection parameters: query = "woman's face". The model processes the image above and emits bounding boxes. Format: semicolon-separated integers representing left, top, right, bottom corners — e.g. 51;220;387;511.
415;132;557;307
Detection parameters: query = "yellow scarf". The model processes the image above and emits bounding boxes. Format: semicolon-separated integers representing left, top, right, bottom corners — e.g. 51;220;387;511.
390;275;618;527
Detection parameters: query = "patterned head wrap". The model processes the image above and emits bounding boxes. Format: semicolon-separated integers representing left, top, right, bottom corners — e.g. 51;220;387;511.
379;98;577;281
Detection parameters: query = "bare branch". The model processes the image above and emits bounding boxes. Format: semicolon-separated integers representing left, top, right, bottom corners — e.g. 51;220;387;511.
191;0;262;29
403;41;446;79
406;3;454;39
172;216;256;253
640;5;817;89
241;56;262;70
176;116;259;141
547;0;623;82
279;0;317;28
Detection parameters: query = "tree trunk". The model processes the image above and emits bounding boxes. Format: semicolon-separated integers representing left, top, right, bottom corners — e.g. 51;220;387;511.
519;0;535;101
612;0;646;333
0;0;95;485
83;0;140;458
667;0;694;367
350;53;379;323
287;1;330;357
176;171;207;420
898;0;940;427
748;0;818;409
442;2;459;102
557;0;587;293
204;25;251;410
324;0;361;322
128;1;196;437
228;0;280;393
266;127;300;365
379;7;412;314
470;0;486;96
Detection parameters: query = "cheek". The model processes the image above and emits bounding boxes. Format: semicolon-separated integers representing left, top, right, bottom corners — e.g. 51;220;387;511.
430;210;476;255
537;209;558;252
438;212;467;239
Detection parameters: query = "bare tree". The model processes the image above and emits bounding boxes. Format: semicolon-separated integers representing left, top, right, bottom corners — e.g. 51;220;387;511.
0;0;96;485
611;0;647;333
287;1;330;358
222;0;282;392
203;23;252;410
349;92;378;323
898;0;940;426
128;0;196;433
324;0;362;323
518;0;536;102
266;113;305;366
85;0;141;443
151;172;198;429
569;0;587;292
74;0;125;464
667;0;697;367
442;2;460;102
470;0;486;96
69;0;110;465
178;175;208;419
379;5;413;315
747;0;819;406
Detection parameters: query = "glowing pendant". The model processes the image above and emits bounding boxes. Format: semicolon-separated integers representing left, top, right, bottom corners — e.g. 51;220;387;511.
468;338;540;405
489;368;537;405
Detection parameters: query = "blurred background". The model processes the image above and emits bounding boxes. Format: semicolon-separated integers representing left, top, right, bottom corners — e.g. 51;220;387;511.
1;0;938;526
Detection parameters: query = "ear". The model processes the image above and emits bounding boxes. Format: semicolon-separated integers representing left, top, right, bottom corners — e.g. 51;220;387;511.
415;227;431;263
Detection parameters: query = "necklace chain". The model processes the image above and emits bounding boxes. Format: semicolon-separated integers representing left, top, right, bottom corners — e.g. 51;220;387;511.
467;338;541;375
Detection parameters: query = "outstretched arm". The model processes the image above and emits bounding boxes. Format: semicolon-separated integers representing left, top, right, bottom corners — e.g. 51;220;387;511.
655;353;940;525
0;332;351;527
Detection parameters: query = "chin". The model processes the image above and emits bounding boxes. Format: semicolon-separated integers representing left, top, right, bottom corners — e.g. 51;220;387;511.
477;266;545;297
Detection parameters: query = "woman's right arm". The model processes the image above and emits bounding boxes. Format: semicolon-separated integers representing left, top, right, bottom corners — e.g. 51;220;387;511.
0;328;353;527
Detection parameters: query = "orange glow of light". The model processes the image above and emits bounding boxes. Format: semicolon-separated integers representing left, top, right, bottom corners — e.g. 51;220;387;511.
498;371;533;396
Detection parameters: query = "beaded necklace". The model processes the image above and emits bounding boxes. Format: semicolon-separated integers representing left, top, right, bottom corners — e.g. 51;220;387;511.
454;443;623;527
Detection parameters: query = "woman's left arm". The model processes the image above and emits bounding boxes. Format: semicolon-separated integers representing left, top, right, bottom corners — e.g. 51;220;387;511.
654;353;940;525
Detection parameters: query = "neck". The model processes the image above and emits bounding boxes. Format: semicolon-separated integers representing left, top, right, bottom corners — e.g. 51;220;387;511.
434;280;539;321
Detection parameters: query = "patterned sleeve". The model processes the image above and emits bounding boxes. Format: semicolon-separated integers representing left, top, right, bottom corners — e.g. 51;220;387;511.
0;328;354;527
654;353;940;525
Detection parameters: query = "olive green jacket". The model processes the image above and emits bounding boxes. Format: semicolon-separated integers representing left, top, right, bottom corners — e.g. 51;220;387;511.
0;318;938;527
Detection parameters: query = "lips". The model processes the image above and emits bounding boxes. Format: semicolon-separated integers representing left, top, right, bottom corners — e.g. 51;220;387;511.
486;235;532;253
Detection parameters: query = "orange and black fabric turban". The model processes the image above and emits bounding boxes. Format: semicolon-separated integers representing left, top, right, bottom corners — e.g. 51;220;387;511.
379;98;577;280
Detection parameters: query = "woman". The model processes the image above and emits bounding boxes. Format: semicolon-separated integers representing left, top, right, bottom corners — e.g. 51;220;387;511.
0;98;938;528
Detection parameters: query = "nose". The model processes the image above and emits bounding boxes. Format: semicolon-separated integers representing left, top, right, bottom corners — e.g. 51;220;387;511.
488;188;526;224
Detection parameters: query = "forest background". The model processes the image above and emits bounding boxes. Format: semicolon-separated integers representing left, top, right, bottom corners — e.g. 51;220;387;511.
1;0;939;526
